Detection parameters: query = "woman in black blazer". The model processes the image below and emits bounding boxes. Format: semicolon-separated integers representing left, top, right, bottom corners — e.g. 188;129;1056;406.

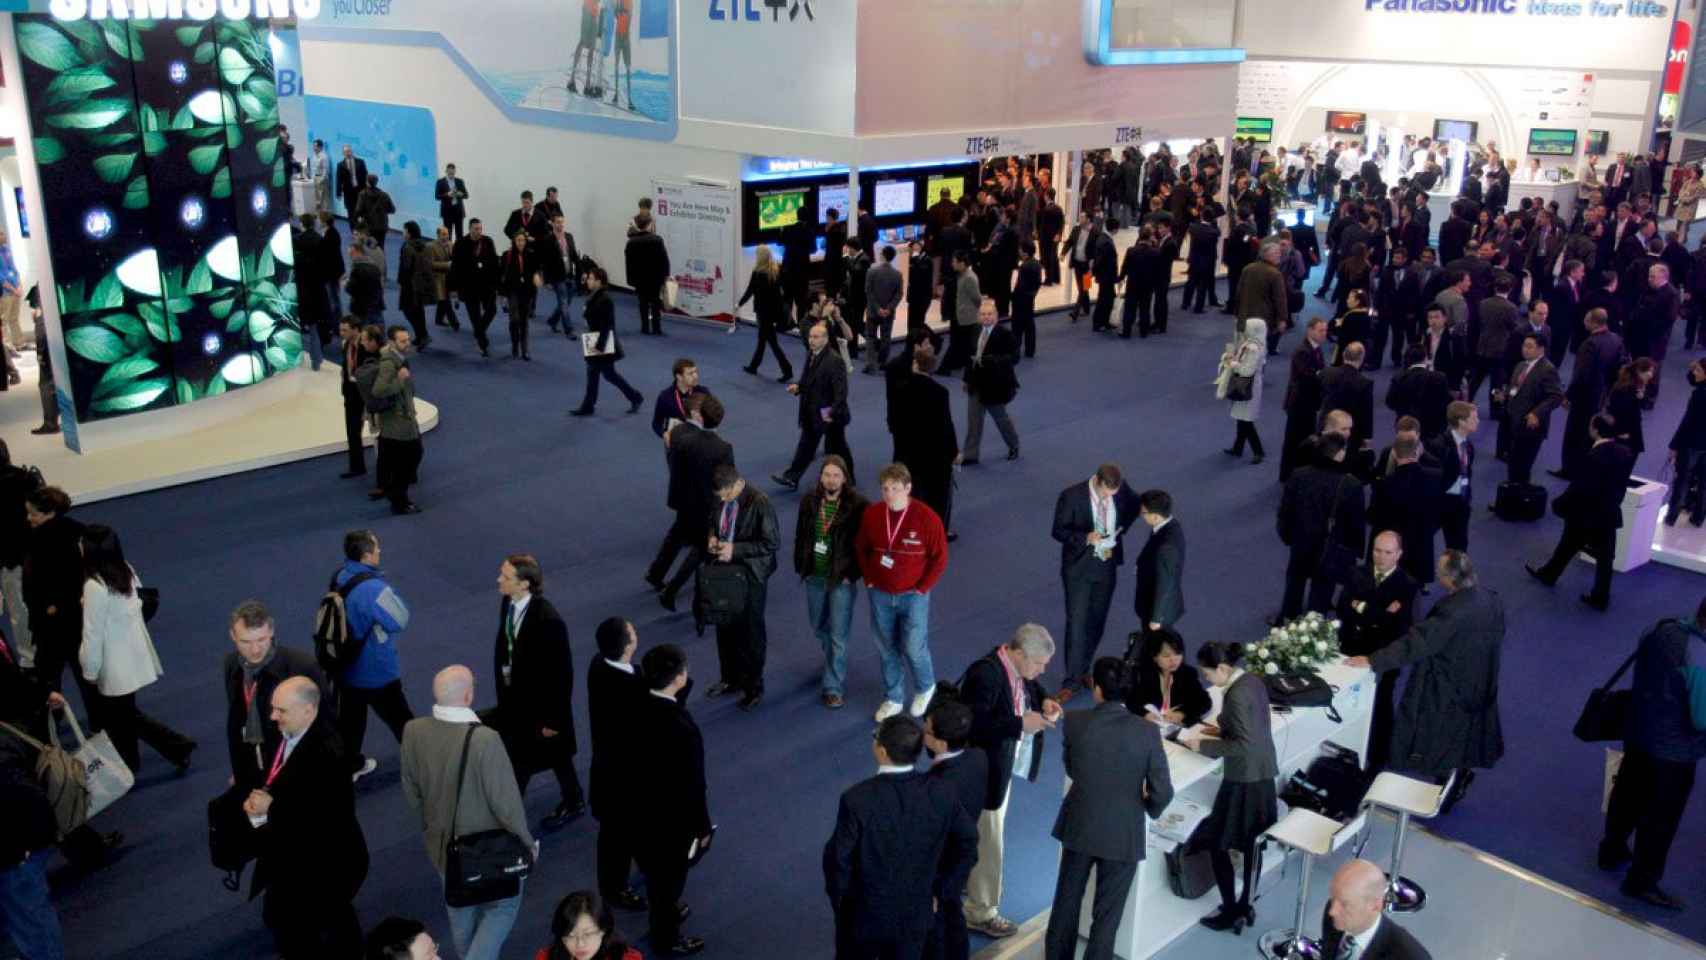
1124;627;1210;727
1605;359;1654;456
738;245;794;381
570;265;644;416
1332;288;1373;361
1183;641;1279;936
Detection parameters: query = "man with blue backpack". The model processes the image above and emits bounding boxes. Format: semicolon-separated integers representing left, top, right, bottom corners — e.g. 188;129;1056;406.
317;529;414;782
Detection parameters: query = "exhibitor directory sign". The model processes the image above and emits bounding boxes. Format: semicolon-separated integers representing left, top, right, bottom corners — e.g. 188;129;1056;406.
302;0;676;139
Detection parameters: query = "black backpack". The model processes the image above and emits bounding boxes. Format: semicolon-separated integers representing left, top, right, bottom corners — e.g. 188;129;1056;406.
1264;671;1342;722
207;785;254;892
312;571;378;672
1279;742;1370;821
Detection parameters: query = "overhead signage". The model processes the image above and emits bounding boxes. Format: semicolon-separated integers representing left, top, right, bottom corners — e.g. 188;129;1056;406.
49;0;322;20
1360;0;1670;20
708;0;813;22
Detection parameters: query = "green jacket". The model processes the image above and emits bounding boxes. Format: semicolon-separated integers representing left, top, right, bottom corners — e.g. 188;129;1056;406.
372;347;420;440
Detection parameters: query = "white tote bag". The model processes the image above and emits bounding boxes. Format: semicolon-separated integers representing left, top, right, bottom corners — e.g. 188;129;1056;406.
54;709;134;820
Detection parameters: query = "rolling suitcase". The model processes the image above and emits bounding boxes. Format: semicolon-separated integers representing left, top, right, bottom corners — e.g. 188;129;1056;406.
1493;481;1546;522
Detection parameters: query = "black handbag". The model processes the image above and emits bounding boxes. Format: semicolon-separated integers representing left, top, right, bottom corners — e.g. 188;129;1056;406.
1226;374;1254;402
693;562;750;627
1573;648;1638;743
1166;828;1216;899
1265;671;1342;722
443;727;534;907
207;785;254;892
139;586;160;623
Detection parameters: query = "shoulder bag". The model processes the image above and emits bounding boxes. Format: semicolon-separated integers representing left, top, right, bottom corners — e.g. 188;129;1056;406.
443;726;534;907
1226;342;1256;402
1573;646;1639;743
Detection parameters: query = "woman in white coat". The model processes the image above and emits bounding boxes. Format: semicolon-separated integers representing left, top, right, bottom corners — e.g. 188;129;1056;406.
1219;317;1268;464
78;525;196;774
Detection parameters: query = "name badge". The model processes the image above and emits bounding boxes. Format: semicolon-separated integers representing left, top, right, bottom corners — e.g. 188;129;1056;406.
814;540;829;555
880;554;896;569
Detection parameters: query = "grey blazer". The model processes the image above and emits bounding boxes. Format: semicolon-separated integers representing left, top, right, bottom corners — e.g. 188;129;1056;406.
1198;673;1279;783
1052;701;1174;862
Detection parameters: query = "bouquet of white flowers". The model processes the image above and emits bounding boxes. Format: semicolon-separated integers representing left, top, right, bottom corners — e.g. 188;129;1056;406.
1247;611;1340;676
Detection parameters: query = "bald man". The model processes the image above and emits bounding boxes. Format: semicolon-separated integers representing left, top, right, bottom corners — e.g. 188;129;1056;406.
1334;531;1417;771
246;676;369;957
1320;859;1432;959
400;665;536;960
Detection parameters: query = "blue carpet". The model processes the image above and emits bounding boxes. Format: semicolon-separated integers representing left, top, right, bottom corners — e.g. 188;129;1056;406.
27;248;1706;959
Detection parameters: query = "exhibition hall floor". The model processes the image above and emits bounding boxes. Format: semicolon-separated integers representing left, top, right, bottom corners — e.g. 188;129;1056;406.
25;263;1706;959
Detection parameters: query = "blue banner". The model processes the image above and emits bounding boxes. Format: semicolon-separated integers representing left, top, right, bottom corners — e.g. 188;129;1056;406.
304;95;438;231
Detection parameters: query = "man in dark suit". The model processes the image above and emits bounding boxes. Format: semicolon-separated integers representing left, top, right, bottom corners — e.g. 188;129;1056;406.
824;716;978;960
503;191;550;247
1277;433;1367;619
1376;246;1423;369
224;601;325;791
625;213;671;335
1320;860;1433;959
1467;276;1519;402
1370;431;1441;589
1557;307;1628;478
1548;258;1589;364
886;340;958;535
588;617;649;911
434;163;468;241
773;323;853;489
1183;212;1221;313
491;554;583;830
657;394;734;612
1043;658;1173;960
1437;204;1472;266
1089;223;1119;332
702;465;779;711
1335;532;1417;771
1320;342;1376;451
632;645;712;956
1426;401;1479;551
1132;489;1185;634
1527;414;1637;611
1050;464;1143;701
921;700;986;960
1289;209;1321;270
1502;333;1564;486
333;144;367;223
1281;318;1330;481
962;299;1021;463
244;677;367;958
451;219;501;357
1386;345;1453;440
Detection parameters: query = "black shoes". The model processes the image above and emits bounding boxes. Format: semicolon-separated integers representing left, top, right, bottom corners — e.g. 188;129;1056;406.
391;503;422;516
645;573;666;593
339;470;366;479
1597;843;1631;872
367;489;386;500
569;407;595;416
771;473;799;490
1623;885;1686;911
743;366;759;375
704;681;733;699
1524;563;1556;587
542;799;587;831
1581;593;1609;612
30;425;59;435
612;888;649;911
659;936;705;956
776;373;792;383
1005;448;1020;461
1250;455;1265;465
659;590;678;612
1198;904;1254;934
737;691;763;712
628;397;643;414
171;742;197;776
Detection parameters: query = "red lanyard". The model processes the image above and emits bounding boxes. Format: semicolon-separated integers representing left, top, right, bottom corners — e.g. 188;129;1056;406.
884;505;910;554
265;741;288;788
243;678;257;710
996;647;1026;718
673;389;688;417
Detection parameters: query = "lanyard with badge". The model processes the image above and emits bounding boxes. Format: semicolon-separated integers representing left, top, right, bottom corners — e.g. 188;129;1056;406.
1092;493;1115;561
814;500;835;560
502;605;519;684
881;505;909;570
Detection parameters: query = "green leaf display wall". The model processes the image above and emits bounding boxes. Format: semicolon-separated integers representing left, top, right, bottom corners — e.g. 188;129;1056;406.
15;15;298;421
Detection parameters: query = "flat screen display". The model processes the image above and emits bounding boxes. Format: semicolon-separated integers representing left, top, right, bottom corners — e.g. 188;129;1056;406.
14;188;27;239
1326;111;1367;134
873;179;914;217
1586;129;1610;156
757;189;807;231
1528;128;1579;157
1433;119;1478;143
927;175;965;205
1235;117;1273;143
817;183;851;224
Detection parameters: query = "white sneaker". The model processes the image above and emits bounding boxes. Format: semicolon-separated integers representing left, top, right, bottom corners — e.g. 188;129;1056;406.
910;686;936;717
873;700;904;722
351;757;377;783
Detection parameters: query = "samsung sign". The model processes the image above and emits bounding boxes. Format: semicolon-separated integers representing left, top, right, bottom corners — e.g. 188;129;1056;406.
1362;0;1669;16
49;0;322;19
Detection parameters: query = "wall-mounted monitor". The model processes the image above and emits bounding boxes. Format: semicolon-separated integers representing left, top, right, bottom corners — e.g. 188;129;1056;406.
1527;128;1579;157
1326;111;1367;134
13;188;27;239
926;174;965;204
757;188;808;231
1586;129;1610;156
873;179;914;217
1433;119;1478;143
1235;117;1273;143
817;183;851;225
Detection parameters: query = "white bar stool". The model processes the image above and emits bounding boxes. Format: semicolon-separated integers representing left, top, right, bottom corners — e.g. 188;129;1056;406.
1257;807;1368;960
1360;770;1453;913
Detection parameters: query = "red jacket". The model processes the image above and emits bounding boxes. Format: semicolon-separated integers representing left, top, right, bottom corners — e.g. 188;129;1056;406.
854;499;948;594
533;948;641;960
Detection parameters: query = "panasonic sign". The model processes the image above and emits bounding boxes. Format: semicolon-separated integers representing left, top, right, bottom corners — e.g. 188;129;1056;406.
48;0;323;20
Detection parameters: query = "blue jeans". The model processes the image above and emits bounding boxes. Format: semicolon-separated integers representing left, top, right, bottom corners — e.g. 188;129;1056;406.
546;280;576;330
303;320;324;371
868;589;935;705
445;878;523;960
0;850;63;960
805;576;856;695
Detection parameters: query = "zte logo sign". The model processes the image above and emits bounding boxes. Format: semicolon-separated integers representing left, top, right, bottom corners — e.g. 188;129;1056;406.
50;0;322;19
709;0;815;21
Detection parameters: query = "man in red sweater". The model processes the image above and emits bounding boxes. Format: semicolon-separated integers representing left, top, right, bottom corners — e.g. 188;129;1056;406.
855;463;950;722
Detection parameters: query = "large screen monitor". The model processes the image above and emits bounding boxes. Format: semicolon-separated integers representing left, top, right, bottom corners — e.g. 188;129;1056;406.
817;183;851;224
926;174;965;205
1235;117;1273;143
873;179;914;217
1433;119;1478;143
1586;129;1610;156
757;189;808;231
1527;128;1579;157
1326;111;1367;134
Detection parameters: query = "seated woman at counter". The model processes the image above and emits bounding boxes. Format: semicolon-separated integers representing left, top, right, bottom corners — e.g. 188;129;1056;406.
1180;641;1279;937
1124;627;1211;728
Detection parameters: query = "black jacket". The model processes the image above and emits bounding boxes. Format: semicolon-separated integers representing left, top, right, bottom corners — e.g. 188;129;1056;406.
0;466;37;568
1426;429;1476;503
653;384;709;439
1671;380;1706;452
249;722;368;902
1052;480;1142;578
628;694;711;846
823;771;978;947
888;371;957;478
223;645;326;791
587;656;646;820
625;231;671;295
1504;356;1565;439
1134;520;1186;627
1386;365;1453;439
493;594;576;763
1370;585;1506;775
503;206;550;246
583;287;622;358
1569;328;1628;406
960;648;1048;809
22;514;85;650
795;347;850;429
1278;465;1366;557
1334;565;1418;657
318;223;345;281
1052;701;1173;862
706;486;780;583
1377;264;1423;329
538;231;583;285
667;424;735;534
434;176;467;220
1125;663;1210;727
333;156;367;204
1369;459;1442;586
1319;911;1433;960
927;748;988;824
737;269;787;325
450;235;500;297
1626;617;1706;763
1285;340;1327;413
1319;365;1375;449
793;488;868;584
1554;440;1636;533
965;324;1020;405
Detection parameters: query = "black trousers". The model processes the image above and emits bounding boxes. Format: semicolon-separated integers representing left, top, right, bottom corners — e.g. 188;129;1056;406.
38;371;58;429
435;297;459;330
335;678;413;772
580;357;643;411
636;838;690;946
938;324;975;375
1508;429;1543;486
638;291;664;334
1368;669;1398;771
1439;494;1471;551
1091;284;1116;331
1044;850;1139;960
1149;282;1170;333
507;292;534;357
467;292;498;351
1537;519;1615;603
513;745;585;810
1281;548;1337;619
648;513;698;586
597;816;639;899
1121;285;1144;336
907;295;934;337
1465;355;1505;403
1011;300;1037;357
29;625;80;694
1184;266;1214;311
264;882;364;959
715;579;769;695
376;437;422;511
88;690;196;774
1603;748;1697;891
341;383;366;475
784;422;854;484
1071;267;1091;316
1231;419;1265;457
921;892;969;960
1278;409;1315;481
748;318;794;376
401;299;429;345
1387;318;1414;368
913;469;953;534
1061;570;1116;688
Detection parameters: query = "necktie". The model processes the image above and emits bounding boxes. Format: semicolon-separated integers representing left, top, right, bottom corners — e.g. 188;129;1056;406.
1342;933;1358;960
